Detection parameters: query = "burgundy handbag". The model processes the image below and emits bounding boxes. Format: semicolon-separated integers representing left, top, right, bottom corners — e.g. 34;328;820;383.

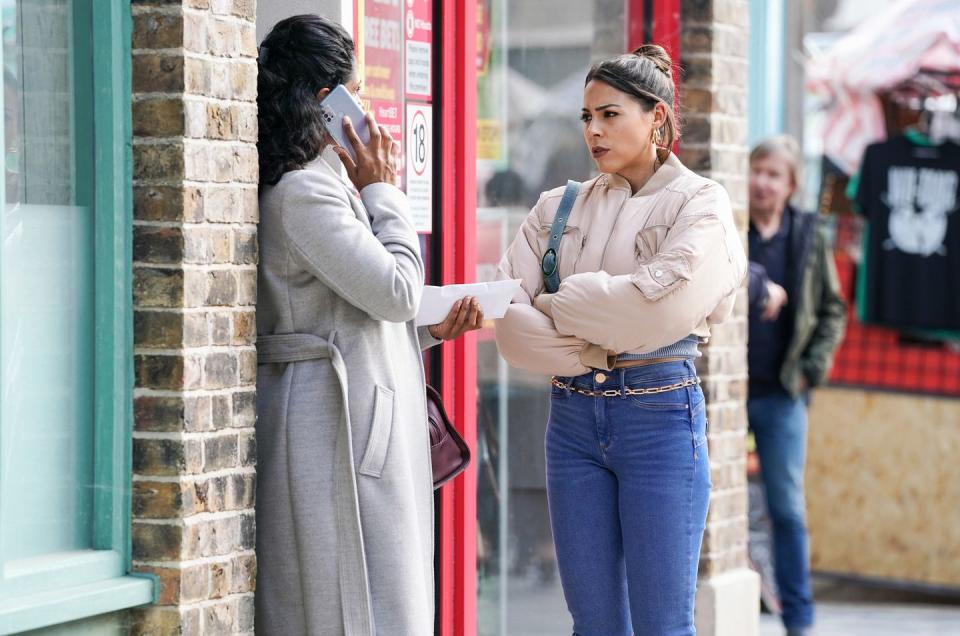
426;384;471;489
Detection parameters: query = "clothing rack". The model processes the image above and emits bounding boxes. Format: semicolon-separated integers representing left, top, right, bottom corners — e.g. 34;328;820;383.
883;68;960;102
816;68;960;397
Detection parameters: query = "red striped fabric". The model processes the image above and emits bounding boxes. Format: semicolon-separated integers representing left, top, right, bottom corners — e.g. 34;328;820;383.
806;0;960;174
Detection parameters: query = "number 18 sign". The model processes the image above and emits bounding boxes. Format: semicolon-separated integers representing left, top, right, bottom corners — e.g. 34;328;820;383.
406;103;433;234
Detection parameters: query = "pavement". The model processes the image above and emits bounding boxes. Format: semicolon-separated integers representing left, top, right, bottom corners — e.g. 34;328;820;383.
759;577;960;636
478;572;960;635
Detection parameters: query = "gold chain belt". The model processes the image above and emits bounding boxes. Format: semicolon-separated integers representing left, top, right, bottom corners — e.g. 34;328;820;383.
551;376;700;398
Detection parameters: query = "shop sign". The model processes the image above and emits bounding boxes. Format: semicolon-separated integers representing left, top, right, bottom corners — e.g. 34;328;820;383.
357;0;406;187
476;1;491;76
404;0;432;101
406;103;433;233
477;118;502;161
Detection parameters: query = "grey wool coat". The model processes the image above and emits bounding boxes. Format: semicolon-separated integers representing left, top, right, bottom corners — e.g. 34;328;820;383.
255;150;440;635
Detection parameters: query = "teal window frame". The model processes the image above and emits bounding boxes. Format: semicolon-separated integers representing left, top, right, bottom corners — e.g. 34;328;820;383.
0;2;155;633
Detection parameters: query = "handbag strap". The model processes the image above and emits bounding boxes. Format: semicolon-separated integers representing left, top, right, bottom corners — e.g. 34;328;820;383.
541;180;581;294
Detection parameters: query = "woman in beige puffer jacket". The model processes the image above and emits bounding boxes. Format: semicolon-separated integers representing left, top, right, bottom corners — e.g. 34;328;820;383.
494;44;746;636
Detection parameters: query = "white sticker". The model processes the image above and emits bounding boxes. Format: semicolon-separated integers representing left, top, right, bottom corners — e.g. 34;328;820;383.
406;104;432;233
405;40;431;97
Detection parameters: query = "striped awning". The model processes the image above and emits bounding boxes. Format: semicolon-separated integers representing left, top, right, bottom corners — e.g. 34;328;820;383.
805;0;960;174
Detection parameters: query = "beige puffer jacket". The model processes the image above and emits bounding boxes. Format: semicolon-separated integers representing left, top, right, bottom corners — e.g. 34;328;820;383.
495;152;747;377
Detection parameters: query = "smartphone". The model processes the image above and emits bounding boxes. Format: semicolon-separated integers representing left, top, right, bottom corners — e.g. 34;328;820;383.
319;84;371;162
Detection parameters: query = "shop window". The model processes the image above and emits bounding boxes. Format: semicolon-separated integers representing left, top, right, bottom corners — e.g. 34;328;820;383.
473;1;679;632
0;2;153;632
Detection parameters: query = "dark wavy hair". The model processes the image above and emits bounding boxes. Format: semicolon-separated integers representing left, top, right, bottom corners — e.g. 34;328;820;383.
585;44;680;150
257;15;355;186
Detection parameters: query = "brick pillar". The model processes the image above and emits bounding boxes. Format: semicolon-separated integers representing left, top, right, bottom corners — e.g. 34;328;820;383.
678;1;760;634
129;1;259;633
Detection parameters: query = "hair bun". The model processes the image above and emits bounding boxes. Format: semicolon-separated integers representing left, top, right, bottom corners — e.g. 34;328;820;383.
632;44;672;78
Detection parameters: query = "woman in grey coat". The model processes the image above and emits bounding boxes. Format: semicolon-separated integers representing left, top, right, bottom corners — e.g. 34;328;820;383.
254;15;481;635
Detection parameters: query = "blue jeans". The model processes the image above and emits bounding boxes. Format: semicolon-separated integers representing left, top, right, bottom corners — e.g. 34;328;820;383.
748;392;814;629
546;360;710;636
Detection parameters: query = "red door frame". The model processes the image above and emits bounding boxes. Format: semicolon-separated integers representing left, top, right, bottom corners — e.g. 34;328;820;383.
626;0;682;152
626;0;681;56
436;0;478;635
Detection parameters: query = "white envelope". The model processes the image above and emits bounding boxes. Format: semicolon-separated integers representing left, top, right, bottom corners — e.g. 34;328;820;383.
415;279;522;326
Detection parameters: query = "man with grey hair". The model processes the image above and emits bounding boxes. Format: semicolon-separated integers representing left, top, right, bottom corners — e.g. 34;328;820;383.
747;135;846;636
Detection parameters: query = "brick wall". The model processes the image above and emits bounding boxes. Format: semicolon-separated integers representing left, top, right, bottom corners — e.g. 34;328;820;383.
129;0;259;633
679;0;758;633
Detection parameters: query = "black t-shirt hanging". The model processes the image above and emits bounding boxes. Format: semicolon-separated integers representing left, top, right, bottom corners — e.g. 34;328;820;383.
855;134;960;331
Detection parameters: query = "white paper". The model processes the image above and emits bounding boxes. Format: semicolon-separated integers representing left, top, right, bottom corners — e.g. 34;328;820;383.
415;279;522;326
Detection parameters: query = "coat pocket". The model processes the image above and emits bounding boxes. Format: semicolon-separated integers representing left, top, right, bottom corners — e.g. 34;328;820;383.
358;385;395;478
631;252;693;301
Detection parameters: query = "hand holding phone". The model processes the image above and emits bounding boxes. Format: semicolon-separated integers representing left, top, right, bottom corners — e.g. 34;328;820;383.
319;85;370;162
321;85;399;191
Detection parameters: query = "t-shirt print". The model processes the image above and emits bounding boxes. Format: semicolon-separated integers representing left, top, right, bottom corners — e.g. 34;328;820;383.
884;165;958;256
855;134;960;331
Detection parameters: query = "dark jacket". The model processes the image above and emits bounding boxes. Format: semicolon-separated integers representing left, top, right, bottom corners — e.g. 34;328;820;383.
748;206;847;399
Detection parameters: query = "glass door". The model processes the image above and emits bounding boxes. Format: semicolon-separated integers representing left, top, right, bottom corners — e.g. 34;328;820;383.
473;1;678;632
474;2;619;633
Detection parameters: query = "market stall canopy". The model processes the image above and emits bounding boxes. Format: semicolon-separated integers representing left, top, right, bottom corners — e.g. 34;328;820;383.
805;0;960;174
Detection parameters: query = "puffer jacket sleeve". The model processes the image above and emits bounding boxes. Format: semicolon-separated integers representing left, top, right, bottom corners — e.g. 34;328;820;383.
494;194;614;375
548;181;747;354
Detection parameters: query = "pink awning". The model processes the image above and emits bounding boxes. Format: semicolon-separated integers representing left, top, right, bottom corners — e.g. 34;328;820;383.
805;0;960;174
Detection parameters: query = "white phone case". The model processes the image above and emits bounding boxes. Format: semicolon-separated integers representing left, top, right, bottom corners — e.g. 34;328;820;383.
319;85;371;162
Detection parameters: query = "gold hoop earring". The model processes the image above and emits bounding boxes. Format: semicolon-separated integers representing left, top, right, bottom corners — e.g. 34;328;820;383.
653;127;663;147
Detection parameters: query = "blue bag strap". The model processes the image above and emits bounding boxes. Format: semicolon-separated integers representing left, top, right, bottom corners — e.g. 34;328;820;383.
541;180;580;294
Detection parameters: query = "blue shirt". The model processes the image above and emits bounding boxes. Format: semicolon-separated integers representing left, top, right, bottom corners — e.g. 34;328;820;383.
748;210;793;396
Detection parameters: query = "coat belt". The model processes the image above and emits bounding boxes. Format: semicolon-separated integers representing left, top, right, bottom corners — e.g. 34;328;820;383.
257;332;375;636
